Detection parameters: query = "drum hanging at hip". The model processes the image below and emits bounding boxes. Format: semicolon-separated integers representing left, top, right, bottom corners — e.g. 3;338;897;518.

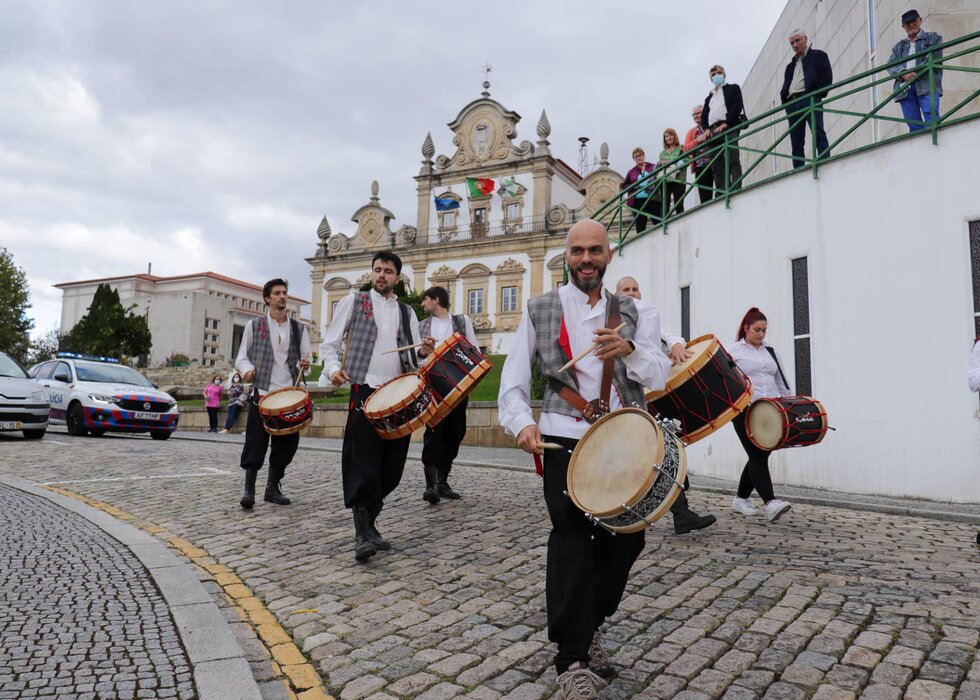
362;373;438;440
746;396;828;451
645;334;752;444
257;387;314;436
566;408;688;534
421;332;493;427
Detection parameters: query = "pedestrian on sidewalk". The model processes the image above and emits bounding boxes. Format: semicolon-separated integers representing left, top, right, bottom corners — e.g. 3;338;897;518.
220;372;247;433
203;375;223;433
235;278;311;510
727;307;793;523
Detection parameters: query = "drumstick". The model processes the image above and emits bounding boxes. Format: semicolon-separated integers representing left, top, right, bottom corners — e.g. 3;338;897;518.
558;322;629;373
536;442;566;450
382;342;425;355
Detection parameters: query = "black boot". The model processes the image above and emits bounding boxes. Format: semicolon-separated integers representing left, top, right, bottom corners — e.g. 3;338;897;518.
436;467;460;500
672;506;717;534
365;502;391;551
240;469;258;509
264;465;291;505
422;464;440;504
353;507;377;562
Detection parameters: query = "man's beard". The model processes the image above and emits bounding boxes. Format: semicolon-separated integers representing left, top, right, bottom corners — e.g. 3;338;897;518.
372;279;391;295
569;262;606;292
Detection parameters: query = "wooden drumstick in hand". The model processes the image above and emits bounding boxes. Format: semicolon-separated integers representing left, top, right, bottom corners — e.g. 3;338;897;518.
558;322;628;373
382;342;425;355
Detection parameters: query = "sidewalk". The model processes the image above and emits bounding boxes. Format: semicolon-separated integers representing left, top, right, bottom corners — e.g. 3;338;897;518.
173;430;980;525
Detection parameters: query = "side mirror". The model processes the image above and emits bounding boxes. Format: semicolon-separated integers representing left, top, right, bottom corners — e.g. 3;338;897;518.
151;381;159;389
53;370;71;383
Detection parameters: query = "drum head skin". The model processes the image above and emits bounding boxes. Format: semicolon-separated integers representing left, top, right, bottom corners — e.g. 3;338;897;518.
364;374;422;413
567;409;665;517
260;388;308;411
747;400;784;449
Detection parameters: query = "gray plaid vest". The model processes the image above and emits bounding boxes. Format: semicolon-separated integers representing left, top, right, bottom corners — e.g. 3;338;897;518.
419;314;466;340
248;316;301;392
344;292;418;385
527;289;645;418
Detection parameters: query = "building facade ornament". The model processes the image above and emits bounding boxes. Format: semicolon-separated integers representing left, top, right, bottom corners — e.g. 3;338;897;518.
495;258;526;274
434;97;534;172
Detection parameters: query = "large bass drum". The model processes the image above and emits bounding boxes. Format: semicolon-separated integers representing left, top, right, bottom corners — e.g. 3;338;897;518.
566;409;687;534
361;373;437;440
421;332;492;427
746;396;828;451
257;387;313;436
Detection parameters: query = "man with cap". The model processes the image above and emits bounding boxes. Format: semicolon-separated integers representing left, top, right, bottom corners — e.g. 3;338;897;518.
887;9;943;132
780;29;833;169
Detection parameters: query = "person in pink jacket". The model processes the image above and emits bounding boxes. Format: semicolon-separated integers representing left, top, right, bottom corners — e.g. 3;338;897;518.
203;374;223;433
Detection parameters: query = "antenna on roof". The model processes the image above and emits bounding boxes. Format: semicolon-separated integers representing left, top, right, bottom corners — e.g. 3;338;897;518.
148;262;152;275
578;137;597;177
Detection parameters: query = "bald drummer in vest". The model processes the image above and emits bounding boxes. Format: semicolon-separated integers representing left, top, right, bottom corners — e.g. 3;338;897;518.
498;220;670;698
615;276;717;535
321;251;435;562
235;278;312;510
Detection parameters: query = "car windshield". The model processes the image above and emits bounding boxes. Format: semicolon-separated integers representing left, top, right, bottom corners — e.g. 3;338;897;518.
0;353;29;379
74;361;154;387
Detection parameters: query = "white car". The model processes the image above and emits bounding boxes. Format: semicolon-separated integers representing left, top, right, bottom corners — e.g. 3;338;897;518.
31;353;179;440
0;351;49;439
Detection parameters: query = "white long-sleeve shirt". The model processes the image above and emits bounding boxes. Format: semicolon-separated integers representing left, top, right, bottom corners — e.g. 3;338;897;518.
498;284;671;442
235;314;311;396
969;341;980;393
727;339;792;401
320;289;421;388
425;314;479;347
633;298;685;350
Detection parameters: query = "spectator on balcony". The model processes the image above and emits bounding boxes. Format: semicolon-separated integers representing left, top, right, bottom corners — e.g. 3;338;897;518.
887;9;943;132
659;128;686;216
683;105;713;204
621;147;662;234
701;65;747;194
780;29;833;169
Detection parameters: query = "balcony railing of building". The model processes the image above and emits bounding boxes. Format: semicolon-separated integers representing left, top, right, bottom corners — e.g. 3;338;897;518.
413;215;551;247
593;30;980;252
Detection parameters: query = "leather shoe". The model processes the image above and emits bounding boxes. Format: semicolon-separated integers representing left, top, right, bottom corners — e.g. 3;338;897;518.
673;508;717;534
437;482;461;500
366;502;391;551
353;508;377;562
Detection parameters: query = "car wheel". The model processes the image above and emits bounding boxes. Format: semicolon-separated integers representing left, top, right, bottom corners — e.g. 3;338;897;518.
66;402;88;436
23;429;46;440
88;428;106;437
150;431;171;441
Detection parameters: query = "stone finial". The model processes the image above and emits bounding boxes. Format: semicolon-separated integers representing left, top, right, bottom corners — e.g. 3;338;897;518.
317;215;332;241
481;79;491;98
422;132;435;159
537;110;551;140
600;142;609;166
370;180;380;203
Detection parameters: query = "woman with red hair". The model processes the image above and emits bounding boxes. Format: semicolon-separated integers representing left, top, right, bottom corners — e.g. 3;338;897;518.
727;307;793;522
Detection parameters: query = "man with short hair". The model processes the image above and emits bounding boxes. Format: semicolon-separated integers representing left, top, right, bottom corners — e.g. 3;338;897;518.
499;220;671;698
701;64;746;194
236;279;311;510
417;285;479;504
780;29;833;169
321;251;435;561
887;9;943;132
615;276;717;535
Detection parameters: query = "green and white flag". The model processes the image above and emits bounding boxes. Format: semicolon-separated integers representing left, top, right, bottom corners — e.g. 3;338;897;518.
498;177;522;197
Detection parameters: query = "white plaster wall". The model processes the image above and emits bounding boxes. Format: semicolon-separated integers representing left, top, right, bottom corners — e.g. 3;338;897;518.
551;176;585;211
608;121;980;502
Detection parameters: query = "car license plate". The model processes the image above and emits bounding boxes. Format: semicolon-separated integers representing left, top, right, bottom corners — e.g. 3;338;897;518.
132;412;160;421
0;421;23;430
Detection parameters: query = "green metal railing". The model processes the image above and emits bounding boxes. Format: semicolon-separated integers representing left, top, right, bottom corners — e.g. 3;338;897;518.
594;30;980;251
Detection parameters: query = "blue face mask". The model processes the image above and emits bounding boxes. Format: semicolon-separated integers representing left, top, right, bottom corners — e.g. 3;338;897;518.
711;74;725;87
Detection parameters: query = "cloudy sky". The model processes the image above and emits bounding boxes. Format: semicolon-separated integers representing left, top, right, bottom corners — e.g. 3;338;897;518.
1;1;787;337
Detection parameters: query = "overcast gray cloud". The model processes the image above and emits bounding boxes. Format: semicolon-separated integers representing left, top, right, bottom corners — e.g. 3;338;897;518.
0;0;786;337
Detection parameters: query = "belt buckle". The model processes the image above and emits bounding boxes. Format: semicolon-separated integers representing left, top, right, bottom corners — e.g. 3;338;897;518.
584;398;609;424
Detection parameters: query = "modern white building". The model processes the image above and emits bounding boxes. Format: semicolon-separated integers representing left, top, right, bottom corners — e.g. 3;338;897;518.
56;272;309;367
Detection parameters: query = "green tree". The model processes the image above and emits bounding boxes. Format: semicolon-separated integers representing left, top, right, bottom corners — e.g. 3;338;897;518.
0;246;34;363
26;328;61;366
63;283;152;365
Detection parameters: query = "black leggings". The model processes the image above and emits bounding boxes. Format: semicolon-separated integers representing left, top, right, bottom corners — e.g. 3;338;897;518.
732;413;775;502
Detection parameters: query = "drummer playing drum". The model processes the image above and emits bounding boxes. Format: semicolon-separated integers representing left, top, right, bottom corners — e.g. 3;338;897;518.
235;278;311;510
498;220;670;699
321;251;435;562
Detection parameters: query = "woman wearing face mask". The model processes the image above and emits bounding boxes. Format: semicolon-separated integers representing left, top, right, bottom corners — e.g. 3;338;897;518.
220;373;248;434
700;64;746;195
203;374;223;433
727;308;793;523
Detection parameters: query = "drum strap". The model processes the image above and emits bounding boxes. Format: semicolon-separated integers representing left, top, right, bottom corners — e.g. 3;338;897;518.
765;346;791;393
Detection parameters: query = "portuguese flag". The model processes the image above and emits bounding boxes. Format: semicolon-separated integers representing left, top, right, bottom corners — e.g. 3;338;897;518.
466;177;495;198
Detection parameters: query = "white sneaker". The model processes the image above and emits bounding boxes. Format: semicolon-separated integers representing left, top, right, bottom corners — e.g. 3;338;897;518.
731;497;757;515
765;499;792;522
557;661;605;699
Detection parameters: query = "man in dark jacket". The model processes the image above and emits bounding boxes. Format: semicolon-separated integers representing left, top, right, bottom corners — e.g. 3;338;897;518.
780;29;833;169
701;65;746;194
886;9;943;132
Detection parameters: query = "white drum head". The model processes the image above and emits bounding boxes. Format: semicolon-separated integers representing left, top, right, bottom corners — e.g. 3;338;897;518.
364;374;422;412
747;400;783;449
260;388;307;410
568;409;665;516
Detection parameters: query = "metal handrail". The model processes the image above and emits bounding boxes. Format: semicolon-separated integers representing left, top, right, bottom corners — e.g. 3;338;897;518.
595;29;980;252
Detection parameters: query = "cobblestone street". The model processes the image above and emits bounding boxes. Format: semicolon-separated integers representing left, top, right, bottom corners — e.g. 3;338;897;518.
1;431;979;699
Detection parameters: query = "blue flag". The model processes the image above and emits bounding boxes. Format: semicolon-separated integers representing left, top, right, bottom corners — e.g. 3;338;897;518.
434;195;460;211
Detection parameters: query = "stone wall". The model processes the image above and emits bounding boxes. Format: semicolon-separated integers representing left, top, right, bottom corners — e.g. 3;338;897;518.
178;401;538;448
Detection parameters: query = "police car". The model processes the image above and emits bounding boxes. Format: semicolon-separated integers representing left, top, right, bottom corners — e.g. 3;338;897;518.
31;352;179;440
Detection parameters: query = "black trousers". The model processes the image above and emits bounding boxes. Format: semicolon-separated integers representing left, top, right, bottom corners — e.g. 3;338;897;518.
664;181;686;215
543;434;645;673
342;384;411;509
206;407;219;431
421;397;467;481
785;98;830;169
709;126;742;192
632;196;662;233
240;400;299;473
692;163;714;203
732;413;775;502
669;476;693;515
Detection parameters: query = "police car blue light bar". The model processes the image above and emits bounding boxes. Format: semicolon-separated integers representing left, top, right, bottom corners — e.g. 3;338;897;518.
56;351;120;364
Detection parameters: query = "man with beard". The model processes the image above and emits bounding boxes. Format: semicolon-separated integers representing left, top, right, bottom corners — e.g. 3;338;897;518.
499;220;670;698
321;251;434;561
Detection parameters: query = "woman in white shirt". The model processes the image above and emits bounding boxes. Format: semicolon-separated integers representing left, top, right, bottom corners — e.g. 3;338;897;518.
727;307;793;522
